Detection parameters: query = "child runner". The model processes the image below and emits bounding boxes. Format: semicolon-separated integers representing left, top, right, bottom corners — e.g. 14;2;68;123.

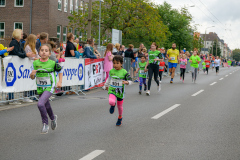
179;54;187;83
189;51;201;83
214;56;221;75
159;59;165;83
227;59;232;68
104;55;132;126
144;42;162;96
135;55;147;94
202;61;206;73
30;44;63;134
205;58;211;75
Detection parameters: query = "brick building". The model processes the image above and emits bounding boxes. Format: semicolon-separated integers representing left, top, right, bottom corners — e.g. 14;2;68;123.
0;0;95;44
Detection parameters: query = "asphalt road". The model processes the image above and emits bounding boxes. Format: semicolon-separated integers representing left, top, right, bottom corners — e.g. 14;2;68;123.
1;66;240;160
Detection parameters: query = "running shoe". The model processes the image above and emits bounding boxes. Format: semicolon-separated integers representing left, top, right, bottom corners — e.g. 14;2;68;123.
51;115;58;130
160;81;162;84
182;80;184;83
144;85;147;91
116;118;122;126
109;106;115;114
41;123;49;134
170;80;173;83
180;77;182;81
146;90;150;96
139;91;142;94
134;80;139;83
158;85;161;92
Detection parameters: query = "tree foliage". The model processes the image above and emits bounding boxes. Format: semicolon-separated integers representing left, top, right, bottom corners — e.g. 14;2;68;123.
68;0;194;49
232;49;240;61
209;40;221;57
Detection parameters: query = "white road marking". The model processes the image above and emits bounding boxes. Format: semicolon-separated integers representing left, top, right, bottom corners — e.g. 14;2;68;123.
219;78;224;80
79;150;105;160
210;82;217;86
230;73;232;74
225;75;228;77
151;104;181;119
192;90;204;96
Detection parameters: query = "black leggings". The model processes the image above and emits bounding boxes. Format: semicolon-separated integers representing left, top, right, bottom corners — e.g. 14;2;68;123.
180;68;186;80
148;64;159;90
159;71;163;81
206;67;209;74
216;66;219;73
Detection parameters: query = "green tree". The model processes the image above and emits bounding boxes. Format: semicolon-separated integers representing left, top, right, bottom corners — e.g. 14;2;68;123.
193;34;204;53
232;49;240;61
209;40;221;57
157;2;194;51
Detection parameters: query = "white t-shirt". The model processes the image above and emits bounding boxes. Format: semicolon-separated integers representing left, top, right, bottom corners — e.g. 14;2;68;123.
215;59;221;67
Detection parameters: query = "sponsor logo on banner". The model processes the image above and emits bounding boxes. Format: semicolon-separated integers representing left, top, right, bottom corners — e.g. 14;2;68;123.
63;63;84;81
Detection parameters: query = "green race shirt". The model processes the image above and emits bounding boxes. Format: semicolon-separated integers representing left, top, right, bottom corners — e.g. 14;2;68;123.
148;50;162;65
32;59;61;94
202;62;206;69
108;68;131;99
227;61;232;65
189;55;201;68
138;62;147;78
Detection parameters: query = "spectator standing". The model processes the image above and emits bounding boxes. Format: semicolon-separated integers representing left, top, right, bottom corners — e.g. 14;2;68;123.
65;33;76;57
104;43;114;81
20;33;27;48
24;34;39;61
36;32;48;52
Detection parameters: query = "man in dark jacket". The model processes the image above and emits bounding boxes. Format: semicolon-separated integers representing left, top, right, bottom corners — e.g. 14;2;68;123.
124;44;135;61
9;38;34;58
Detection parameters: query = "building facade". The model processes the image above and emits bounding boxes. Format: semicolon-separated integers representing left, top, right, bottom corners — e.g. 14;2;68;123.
0;0;95;44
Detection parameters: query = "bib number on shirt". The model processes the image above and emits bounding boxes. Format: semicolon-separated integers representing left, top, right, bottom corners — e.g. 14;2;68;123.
110;78;123;88
206;63;209;65
181;62;186;65
36;77;51;87
170;57;175;60
140;70;146;74
159;66;164;70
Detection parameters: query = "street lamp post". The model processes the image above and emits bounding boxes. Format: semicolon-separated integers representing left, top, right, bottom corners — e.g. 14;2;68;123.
98;0;103;47
204;26;215;55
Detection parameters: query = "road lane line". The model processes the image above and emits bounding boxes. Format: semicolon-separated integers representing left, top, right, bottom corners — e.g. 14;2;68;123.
192;90;204;96
210;82;217;86
79;150;105;160
151;104;181;119
219;78;224;80
225;75;228;77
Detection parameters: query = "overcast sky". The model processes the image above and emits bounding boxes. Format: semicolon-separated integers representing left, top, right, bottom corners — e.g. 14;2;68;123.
154;0;239;50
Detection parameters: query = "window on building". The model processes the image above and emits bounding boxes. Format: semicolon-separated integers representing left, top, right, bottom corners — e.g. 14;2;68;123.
74;29;78;39
70;0;73;13
75;0;78;14
64;0;68;12
79;32;82;41
0;22;5;39
14;22;23;30
63;27;67;42
57;25;61;41
15;0;24;7
0;0;6;7
58;0;62;11
68;28;72;33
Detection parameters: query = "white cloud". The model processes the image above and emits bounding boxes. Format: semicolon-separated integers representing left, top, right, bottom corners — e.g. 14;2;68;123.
153;0;240;49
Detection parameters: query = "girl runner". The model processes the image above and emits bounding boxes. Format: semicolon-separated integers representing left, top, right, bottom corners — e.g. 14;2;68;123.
179;54;187;83
214;56;221;75
135;55;148;94
202;61;206;73
30;44;63;134
227;59;232;68
104;55;132;126
144;42;162;96
159;59;165;83
189;51;201;83
205;58;211;75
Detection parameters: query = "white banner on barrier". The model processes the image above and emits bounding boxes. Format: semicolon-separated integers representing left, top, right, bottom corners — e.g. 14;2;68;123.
2;56;36;92
61;58;84;87
2;56;85;92
84;58;104;90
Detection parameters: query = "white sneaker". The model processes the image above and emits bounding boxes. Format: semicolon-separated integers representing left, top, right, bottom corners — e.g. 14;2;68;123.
23;98;33;103
158;84;161;92
50;96;55;99
146;90;150;96
41;123;49;134
160;81;162;84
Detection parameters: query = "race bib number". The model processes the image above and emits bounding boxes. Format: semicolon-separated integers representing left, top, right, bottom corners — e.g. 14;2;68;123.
181;62;186;65
203;65;206;68
206;63;209;65
159;66;164;70
110;79;123;88
171;57;175;60
140;70;146;74
36;77;51;87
